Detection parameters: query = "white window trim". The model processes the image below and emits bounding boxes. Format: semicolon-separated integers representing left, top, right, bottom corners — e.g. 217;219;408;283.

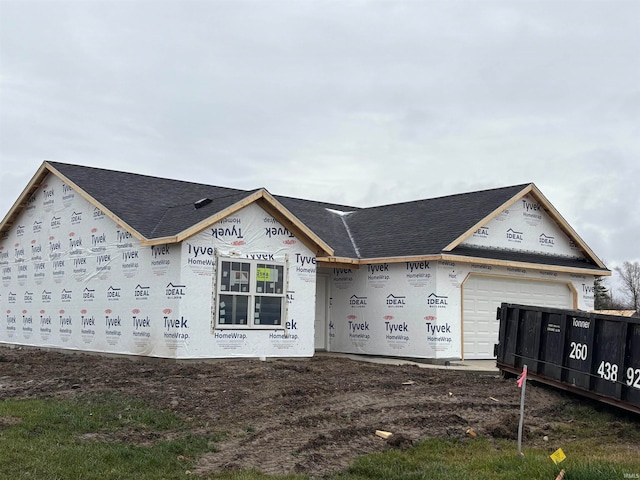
214;254;288;330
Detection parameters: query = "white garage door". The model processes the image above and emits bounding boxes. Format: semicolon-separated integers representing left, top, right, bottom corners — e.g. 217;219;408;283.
462;275;573;360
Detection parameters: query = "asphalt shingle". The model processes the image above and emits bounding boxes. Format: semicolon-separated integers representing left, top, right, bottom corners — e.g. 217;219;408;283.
43;162;604;270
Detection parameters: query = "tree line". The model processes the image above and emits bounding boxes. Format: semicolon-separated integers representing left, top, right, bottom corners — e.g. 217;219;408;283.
594;260;640;313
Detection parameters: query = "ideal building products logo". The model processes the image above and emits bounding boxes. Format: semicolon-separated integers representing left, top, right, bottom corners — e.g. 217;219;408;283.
71;210;83;225
8;292;17;303
426;293;448;308
165;282;186;299
32;220;43;234
539;233;555;248
50;216;62;229
386;294;406;308
134;284;150;300
506;228;523;243
61;288;72;303
82;287;95;301
473;226;490;238
93;207;105;220
349;295;367;308
16;225;25;237
41;290;52;303
23;291;33;304
106;285;121;301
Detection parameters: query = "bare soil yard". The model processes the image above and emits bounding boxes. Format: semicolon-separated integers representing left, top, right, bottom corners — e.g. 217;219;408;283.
1;346;638;478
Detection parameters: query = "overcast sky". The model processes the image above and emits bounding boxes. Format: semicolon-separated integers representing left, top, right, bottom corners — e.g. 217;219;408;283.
1;0;638;294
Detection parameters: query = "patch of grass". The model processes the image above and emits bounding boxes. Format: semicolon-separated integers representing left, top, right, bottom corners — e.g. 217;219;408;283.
0;393;221;480
1;393;638;480
330;437;640;480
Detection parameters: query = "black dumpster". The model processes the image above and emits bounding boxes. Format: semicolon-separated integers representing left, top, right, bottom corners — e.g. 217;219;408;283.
496;303;640;414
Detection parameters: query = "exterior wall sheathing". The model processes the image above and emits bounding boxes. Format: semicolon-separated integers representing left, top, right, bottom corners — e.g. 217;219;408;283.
0;174;316;359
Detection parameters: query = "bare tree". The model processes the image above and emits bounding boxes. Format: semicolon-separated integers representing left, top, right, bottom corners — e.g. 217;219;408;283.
614;261;640;312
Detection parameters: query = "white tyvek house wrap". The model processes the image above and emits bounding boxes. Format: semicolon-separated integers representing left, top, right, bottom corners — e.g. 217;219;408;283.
460;194;583;258
328;261;595;360
0;174;316;359
327;192;596;360
181;202;317;358
328;261;447;358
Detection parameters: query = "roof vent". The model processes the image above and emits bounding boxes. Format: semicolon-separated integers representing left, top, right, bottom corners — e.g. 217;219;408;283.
194;198;212;209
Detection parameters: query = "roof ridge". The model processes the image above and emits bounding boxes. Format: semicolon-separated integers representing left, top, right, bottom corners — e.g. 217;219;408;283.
47;160;252;195
360;183;533;210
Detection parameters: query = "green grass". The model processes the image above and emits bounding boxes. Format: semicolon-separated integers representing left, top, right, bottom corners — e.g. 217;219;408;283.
0;393;221;480
1;394;638;480
331;437;640;480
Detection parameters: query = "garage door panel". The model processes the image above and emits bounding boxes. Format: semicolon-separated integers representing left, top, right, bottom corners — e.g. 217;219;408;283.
463;275;573;360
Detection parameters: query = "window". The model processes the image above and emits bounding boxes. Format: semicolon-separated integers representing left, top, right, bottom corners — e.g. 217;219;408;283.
216;257;286;328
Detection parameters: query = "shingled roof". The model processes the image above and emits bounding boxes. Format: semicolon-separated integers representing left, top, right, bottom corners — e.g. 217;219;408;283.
0;161;608;272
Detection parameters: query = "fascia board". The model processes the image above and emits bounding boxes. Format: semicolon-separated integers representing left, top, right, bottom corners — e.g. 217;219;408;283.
316;256;361;267
318;252;610;276
256;190;335;257
1;162;146;246
146;190;335;257
440;253;611;277
150;190;266;247
442;183;607;271
43;161;148;244
443;184;534;252
1;162;50;236
526;184;608;270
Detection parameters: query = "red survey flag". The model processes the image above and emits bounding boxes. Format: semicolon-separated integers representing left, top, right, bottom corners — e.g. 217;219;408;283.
517;365;528;388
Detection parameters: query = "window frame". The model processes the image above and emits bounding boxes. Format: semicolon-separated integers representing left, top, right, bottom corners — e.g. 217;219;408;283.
214;255;288;330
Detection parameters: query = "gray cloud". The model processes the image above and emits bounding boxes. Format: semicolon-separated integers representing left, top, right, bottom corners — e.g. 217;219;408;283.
1;0;638;278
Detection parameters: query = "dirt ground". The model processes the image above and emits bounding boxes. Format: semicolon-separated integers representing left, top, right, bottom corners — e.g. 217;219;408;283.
1;346;638;478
